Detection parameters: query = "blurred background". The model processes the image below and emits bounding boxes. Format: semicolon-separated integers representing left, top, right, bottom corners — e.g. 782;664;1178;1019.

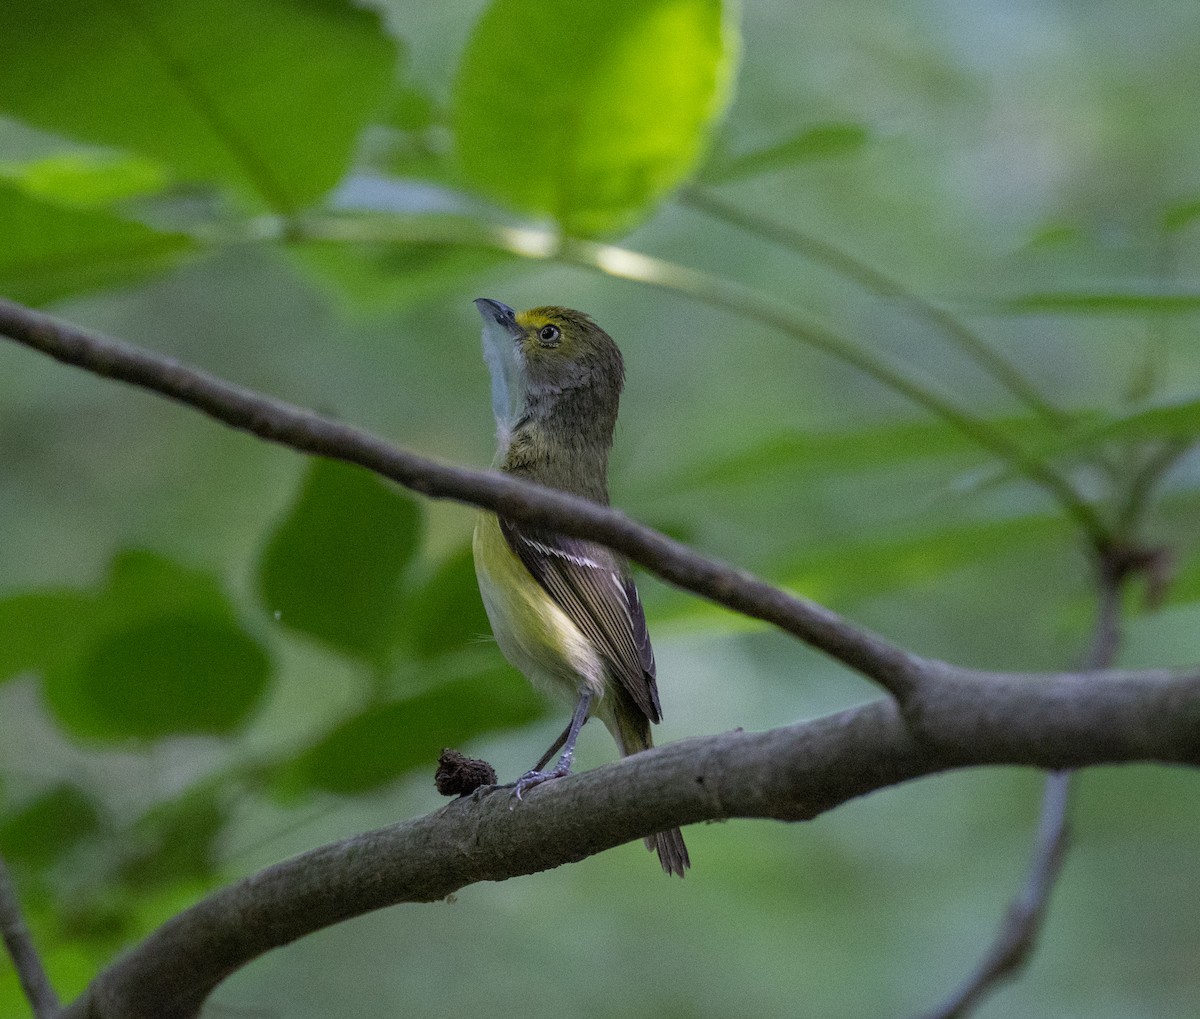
1;0;1199;1015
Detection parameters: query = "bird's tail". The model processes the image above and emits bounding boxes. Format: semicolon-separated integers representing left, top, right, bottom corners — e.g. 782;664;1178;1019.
611;706;690;878
650;826;691;878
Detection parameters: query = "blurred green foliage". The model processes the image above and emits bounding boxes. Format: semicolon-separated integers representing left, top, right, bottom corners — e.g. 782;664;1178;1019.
257;458;424;664
1;0;1199;1016
453;0;735;234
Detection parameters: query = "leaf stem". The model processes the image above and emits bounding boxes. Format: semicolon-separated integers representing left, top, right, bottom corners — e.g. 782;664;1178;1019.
678;188;1067;425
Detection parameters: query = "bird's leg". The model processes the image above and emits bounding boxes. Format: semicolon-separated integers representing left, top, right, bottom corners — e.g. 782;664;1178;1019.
530;722;572;773
513;690;592;800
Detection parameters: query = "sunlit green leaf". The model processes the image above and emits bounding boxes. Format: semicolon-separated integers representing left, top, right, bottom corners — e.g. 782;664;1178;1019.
453;0;737;235
257;459;424;661
0;184;190;305
0;0;395;211
280;669;544;794
0;785;103;867
0;152;169;208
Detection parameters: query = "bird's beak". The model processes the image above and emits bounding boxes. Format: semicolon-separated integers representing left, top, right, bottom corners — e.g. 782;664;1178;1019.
474;297;523;338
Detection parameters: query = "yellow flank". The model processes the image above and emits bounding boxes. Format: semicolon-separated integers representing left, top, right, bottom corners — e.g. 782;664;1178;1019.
472;511;605;704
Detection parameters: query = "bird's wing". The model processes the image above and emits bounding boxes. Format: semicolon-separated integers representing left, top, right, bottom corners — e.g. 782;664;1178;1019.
500;518;661;722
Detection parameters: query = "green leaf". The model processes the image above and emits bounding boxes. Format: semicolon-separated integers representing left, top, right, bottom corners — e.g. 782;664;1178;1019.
1084;396;1200;444
281;669;544;794
453;0;737;236
257;459;424;661
400;544;492;659
0;785;103;867
103;548;234;617
0;0;396;212
1001;289;1200;313
42;550;273;742
389;87;439;134
63;614;270;741
376;81;452;181
0;152;169;208
120;790;227;888
295;239;510;312
0;591;96;685
667;417;1047;491
0;184;191;305
1162;199;1200;233
778;515;1069;605
704;123;870;183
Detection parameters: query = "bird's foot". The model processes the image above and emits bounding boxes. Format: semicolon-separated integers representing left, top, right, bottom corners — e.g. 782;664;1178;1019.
510;763;571;802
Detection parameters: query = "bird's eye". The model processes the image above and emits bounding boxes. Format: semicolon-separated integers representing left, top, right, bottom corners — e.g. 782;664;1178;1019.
537;324;561;346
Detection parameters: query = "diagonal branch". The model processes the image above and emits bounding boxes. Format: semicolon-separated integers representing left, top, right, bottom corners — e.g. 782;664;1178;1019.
0;853;59;1019
0;296;1184;703
58;667;1200;1019
0;294;927;701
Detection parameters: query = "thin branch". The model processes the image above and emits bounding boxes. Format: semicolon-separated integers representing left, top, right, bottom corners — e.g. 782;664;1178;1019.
921;535;1133;1019
920;770;1075;1019
678;188;1067;425
58;667;1200;1019
0;853;59;1019
0;295;926;701
292;214;1111;545
0;296;1179;702
1113;438;1193;540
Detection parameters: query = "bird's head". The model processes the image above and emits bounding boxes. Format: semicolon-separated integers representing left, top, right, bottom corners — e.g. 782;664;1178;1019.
475;298;625;394
475;298;625;445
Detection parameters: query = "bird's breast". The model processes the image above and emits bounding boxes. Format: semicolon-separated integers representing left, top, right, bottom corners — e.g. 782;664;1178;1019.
472;512;604;701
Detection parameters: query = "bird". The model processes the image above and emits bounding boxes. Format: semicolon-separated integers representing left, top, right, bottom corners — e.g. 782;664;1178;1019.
470;297;689;877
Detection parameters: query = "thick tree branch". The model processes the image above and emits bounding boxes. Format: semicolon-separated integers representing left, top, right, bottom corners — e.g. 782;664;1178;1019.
0;854;59;1019
4;297;1198;1017
58;668;1200;1019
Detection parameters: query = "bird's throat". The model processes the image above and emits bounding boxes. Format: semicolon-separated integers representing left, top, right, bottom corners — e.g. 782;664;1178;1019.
501;388;616;502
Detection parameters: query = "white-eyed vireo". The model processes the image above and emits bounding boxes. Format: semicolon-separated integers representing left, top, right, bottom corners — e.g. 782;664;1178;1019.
471;298;689;877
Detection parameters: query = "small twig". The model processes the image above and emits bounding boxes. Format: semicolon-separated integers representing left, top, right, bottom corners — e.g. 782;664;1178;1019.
920;541;1130;1019
921;772;1073;1019
0;853;59;1019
